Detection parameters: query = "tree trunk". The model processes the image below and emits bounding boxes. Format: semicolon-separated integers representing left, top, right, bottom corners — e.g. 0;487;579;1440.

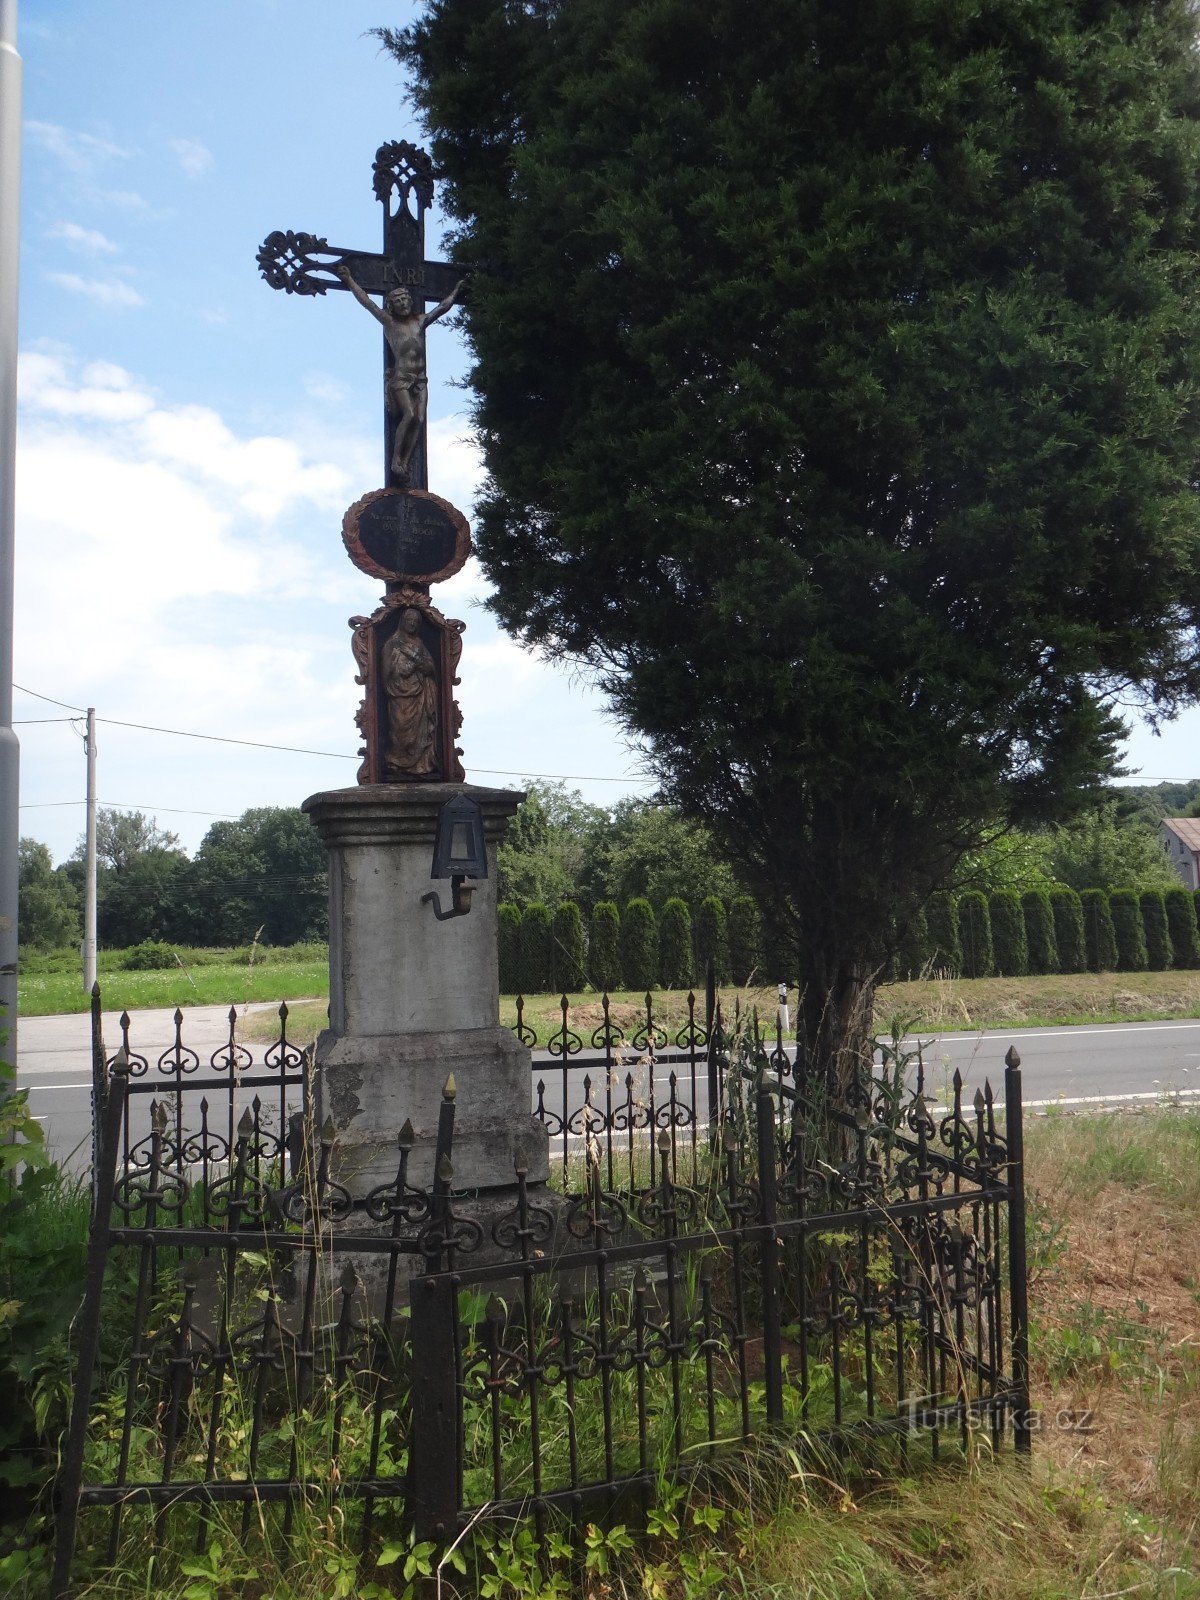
797;956;878;1159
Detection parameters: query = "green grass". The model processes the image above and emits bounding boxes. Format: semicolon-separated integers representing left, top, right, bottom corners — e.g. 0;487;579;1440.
21;949;1200;1033
18;945;328;1016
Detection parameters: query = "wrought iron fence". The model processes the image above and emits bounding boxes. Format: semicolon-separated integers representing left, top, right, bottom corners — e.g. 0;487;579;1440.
57;998;1030;1599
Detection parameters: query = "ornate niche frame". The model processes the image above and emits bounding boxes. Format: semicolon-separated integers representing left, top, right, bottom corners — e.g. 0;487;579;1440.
350;587;465;785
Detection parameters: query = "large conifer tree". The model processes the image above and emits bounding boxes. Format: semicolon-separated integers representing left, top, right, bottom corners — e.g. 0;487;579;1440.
386;0;1200;1102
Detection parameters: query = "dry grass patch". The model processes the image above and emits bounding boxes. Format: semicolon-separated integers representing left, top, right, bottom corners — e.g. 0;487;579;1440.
1025;1112;1200;1553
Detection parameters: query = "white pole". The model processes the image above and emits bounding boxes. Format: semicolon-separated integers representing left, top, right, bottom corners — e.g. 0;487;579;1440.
83;709;97;992
0;0;22;1063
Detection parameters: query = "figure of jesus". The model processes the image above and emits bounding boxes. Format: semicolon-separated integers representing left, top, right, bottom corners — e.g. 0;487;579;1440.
336;262;464;483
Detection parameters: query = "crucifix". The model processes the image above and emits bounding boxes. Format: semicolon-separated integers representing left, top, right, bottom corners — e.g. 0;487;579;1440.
257;141;470;787
257;140;463;491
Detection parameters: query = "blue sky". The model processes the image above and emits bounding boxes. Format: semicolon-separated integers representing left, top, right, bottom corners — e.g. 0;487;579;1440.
12;2;1200;866
13;0;648;864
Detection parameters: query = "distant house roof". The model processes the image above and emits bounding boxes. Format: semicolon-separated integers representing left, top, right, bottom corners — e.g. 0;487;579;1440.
1161;817;1200;852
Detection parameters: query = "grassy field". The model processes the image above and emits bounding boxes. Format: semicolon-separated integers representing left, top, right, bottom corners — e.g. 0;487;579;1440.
236;968;1200;1048
21;948;1200;1035
17;945;328;1017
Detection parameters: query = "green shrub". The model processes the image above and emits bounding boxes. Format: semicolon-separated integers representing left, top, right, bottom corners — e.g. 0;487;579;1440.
659;898;694;989
1164;886;1200;969
621;899;659;992
1139;890;1172;971
727;897;762;986
1050;888;1087;974
120;939;176;971
1080;889;1118;973
0;1062;91;1502
520;902;553;993
894;908;929;980
589;902;622;991
925;892;962;976
497;903;522;993
695;896;729;984
957;891;993;978
1021;889;1059;975
1109;888;1148;971
551;900;586;990
989;891;1028;976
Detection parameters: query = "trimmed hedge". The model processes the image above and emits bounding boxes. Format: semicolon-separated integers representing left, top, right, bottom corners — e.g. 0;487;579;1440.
1165;886;1200;969
1139;890;1172;972
957;892;993;978
552;900;586;990
895;908;929;980
1050;888;1087;974
659;898;694;989
989;891;1029;977
1109;889;1148;972
1080;889;1118;973
696;896;729;985
498;902;522;993
589;901;622;991
1021;889;1059;976
926;892;962;976
521;902;553;993
621;899;659;992
728;896;762;986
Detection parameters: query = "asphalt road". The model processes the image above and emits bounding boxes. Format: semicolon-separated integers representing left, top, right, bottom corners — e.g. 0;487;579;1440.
17;1005;1200;1171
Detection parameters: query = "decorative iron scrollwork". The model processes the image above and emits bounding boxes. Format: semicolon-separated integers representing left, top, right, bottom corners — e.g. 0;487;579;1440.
373;140;435;212
256;229;337;295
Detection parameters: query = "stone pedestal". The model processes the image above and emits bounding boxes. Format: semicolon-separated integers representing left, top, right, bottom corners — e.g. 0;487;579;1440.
301;784;549;1196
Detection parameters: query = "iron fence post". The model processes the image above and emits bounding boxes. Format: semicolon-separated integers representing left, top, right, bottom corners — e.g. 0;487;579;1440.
88;981;105;1213
755;1081;785;1426
410;1272;461;1541
1003;1046;1031;1453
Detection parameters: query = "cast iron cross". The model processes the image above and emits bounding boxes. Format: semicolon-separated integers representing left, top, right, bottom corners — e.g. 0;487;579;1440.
257;141;460;492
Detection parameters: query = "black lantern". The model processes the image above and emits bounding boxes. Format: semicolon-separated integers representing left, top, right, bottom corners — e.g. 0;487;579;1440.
422;794;488;920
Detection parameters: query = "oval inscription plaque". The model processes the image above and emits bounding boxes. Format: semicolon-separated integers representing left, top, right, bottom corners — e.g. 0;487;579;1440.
342;488;471;584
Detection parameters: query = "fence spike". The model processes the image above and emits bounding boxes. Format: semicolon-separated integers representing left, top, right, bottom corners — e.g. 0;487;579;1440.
398;1118;415;1149
339;1262;358;1295
238;1107;255;1138
442;1073;457;1101
1005;1046;1021;1069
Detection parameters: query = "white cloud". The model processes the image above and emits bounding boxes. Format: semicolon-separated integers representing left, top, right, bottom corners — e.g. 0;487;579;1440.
11;349;642;863
20;351;154;422
303;372;351;406
427;415;485;518
170;138;214;178
26;120;132;173
48;221;119;255
93;188;149;213
47;272;145;309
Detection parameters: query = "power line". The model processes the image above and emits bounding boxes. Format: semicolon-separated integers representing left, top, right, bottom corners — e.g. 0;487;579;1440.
14;680;654;785
97;714;358;761
13;682;85;712
19;799;240;818
12;716;79;724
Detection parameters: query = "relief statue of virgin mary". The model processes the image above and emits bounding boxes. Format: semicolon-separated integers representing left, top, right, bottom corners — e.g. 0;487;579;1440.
382;608;439;777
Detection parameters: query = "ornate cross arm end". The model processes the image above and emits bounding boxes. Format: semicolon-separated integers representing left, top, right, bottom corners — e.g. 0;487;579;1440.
256;229;339;295
373;140;435;212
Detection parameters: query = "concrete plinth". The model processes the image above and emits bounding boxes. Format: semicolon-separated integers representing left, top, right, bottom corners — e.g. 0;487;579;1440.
302;784;549;1198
